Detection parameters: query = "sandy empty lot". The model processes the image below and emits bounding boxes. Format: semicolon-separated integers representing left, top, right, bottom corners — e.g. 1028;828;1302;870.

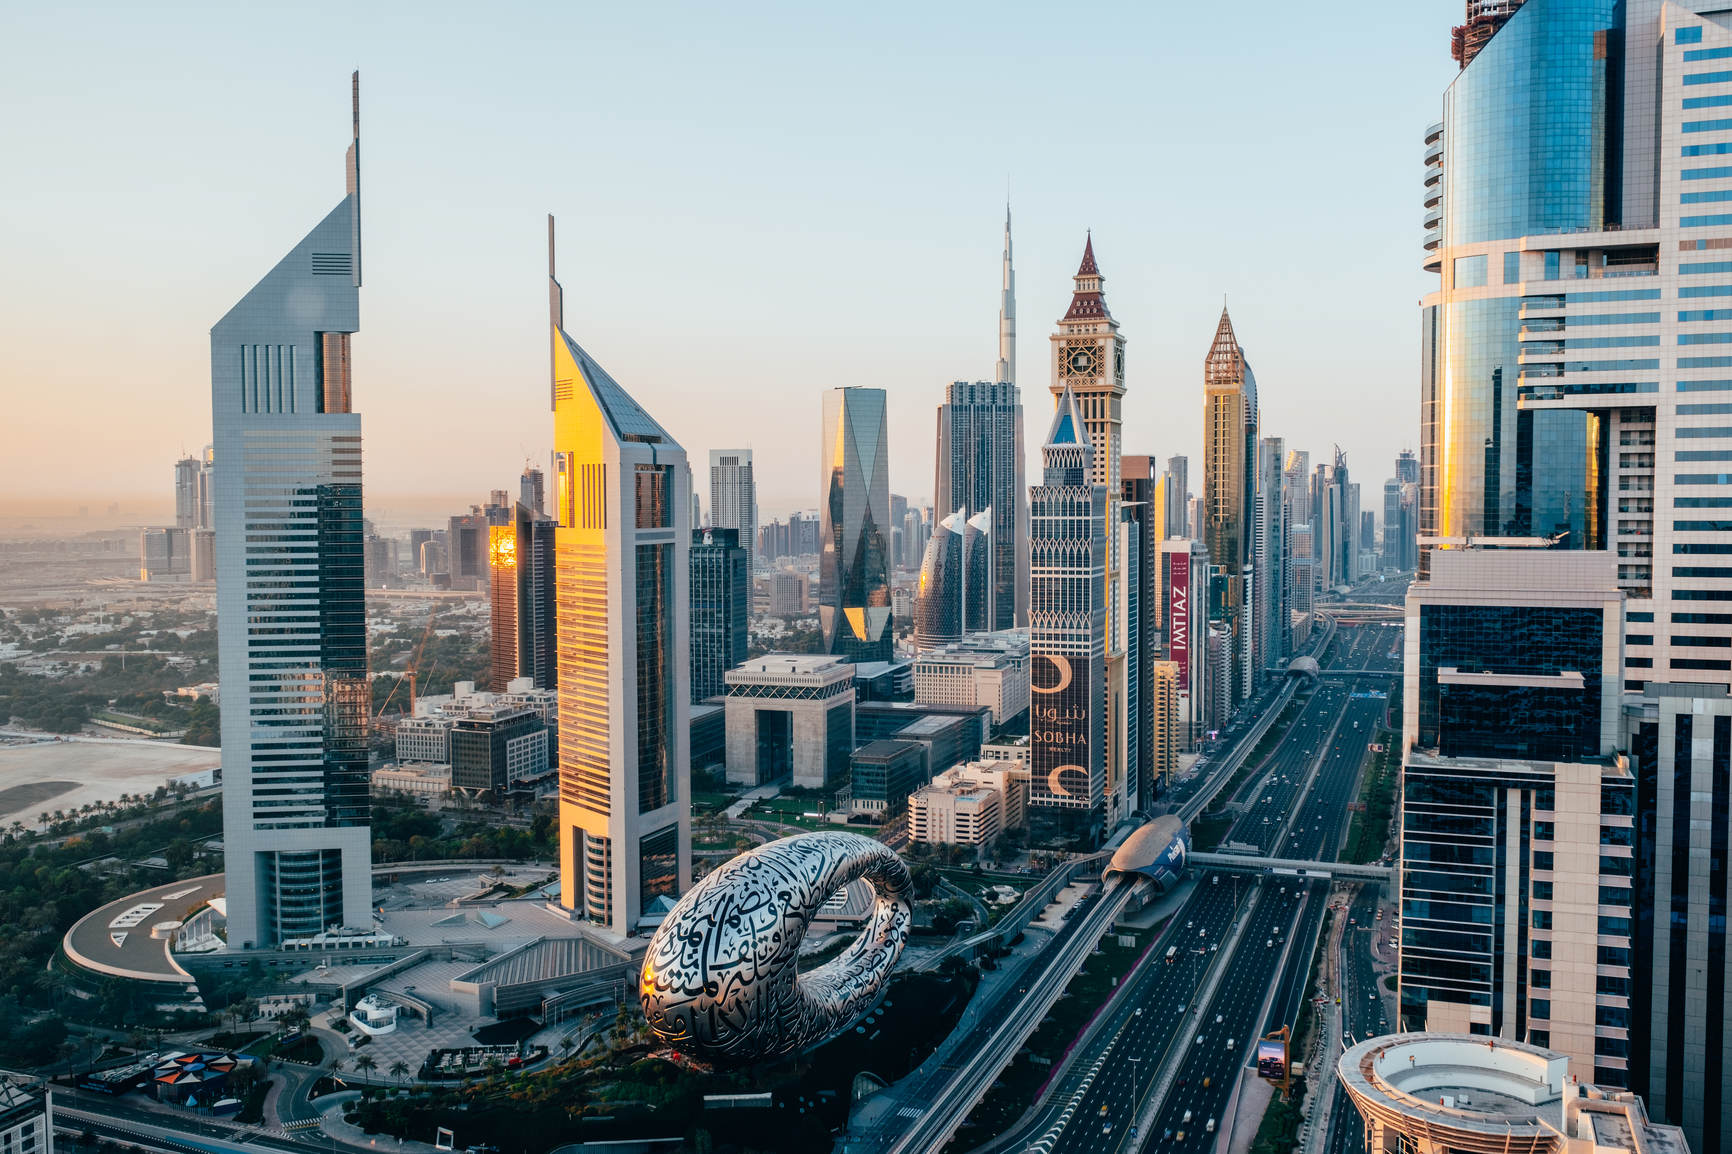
0;739;221;827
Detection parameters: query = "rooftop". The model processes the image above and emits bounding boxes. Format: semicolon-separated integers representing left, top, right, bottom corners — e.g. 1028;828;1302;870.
727;653;854;680
63;872;223;986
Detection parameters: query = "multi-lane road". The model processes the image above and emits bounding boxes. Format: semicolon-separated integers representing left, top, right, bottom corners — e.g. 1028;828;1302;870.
959;622;1399;1154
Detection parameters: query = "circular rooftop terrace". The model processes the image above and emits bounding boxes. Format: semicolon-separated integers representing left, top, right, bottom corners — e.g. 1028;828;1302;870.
1337;1033;1568;1154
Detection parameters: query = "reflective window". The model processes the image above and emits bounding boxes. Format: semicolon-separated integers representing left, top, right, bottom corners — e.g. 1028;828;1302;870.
1684;71;1732;86
638;824;680;916
1683;213;1732;226
1684;142;1732;156
1504;251;1521;284
1680;25;1705;44
1684;93;1732;110
1455;254;1488;288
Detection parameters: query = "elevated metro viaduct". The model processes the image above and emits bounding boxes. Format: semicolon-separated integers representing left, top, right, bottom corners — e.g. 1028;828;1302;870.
1101;818;1393;888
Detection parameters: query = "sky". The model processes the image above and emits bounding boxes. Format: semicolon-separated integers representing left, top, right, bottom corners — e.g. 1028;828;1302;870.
0;1;1459;524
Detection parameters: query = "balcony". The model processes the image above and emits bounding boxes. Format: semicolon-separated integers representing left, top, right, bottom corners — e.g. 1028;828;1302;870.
1424;206;1442;231
1424;140;1444;167
1424;185;1443;210
1424;163;1443;188
1424;121;1444;146
1423;252;1442;274
1423;228;1442;252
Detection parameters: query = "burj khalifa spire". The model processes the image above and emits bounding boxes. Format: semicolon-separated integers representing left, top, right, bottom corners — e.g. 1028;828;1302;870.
995;204;1015;385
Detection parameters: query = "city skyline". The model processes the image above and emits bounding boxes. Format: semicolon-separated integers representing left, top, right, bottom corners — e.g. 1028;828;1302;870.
0;3;1452;519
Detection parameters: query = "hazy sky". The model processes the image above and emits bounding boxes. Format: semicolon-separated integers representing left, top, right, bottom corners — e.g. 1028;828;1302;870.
0;1;1457;521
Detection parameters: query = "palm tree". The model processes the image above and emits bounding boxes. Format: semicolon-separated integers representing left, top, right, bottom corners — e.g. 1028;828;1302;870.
389;1059;409;1081
354;1053;377;1079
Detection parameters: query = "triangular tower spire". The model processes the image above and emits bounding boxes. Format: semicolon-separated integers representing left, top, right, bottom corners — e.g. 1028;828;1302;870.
1076;231;1098;277
996;203;1016;384
1205;305;1241;384
1047;384;1088;446
1063;232;1111;322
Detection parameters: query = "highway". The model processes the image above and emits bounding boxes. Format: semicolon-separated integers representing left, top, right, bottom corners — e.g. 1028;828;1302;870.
1321;886;1397;1154
957;623;1397;1154
1128;627;1396;1154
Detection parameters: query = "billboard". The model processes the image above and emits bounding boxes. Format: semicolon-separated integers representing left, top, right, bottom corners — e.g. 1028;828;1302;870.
1031;651;1098;808
1257;1037;1287;1082
1168;550;1190;690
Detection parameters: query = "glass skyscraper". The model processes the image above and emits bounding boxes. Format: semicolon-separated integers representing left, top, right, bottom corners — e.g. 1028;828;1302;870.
548;218;690;935
1419;7;1732;1142
933;381;1026;631
819;387;893;663
1028;387;1107;839
213;75;372;949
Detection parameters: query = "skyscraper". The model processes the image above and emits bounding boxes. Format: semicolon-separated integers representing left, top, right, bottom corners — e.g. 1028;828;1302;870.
488;502;556;692
1163;456;1189;541
1202;306;1259;704
1049;235;1131;827
1254;436;1287;675
213;74;370;949
548;217;690;935
520;465;545;515
1123;455;1160;812
919;507;994;650
690;527;749;703
1029;386;1107;838
934;381;1026;632
1416;0;1732;695
708;449;756;580
819;387;893;663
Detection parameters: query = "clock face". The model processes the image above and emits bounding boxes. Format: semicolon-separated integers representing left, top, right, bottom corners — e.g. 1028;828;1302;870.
1066;344;1099;377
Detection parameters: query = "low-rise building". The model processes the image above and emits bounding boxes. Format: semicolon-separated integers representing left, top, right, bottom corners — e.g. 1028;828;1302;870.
857;702;990;779
371;762;452;798
908;760;1027;847
395;715;452;764
724;654;855;788
912;631;1030;725
0;1085;44;1154
849;740;927;816
978;734;1030;770
450;704;549;795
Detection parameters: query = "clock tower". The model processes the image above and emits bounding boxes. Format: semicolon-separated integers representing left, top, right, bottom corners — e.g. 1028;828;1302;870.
1048;234;1132;832
1049;234;1126;496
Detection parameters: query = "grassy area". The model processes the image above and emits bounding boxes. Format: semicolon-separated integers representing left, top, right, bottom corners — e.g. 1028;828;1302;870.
690;791;735;816
1246;1080;1306;1154
947;928;1150;1150
1341;739;1398;865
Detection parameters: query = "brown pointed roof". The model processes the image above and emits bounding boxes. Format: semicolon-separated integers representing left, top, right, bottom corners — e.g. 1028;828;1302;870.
1064;233;1110;321
1076;232;1098;277
1205;306;1242;385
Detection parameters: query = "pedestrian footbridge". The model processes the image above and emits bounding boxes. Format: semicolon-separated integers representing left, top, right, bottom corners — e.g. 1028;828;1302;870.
1188;850;1392;883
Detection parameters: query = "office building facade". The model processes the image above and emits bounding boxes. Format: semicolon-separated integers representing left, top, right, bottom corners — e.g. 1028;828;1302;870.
819;387;893;663
723;654;856;788
934;381;1027;631
212;75;371;949
1028;386;1108;836
1049;236;1131;830
690;527;749;703
548;218;690;935
1419;0;1732;698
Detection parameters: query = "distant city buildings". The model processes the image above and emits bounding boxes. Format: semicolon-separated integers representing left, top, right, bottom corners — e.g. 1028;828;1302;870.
211;75;371;949
818;387;893;663
548;218;689;935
